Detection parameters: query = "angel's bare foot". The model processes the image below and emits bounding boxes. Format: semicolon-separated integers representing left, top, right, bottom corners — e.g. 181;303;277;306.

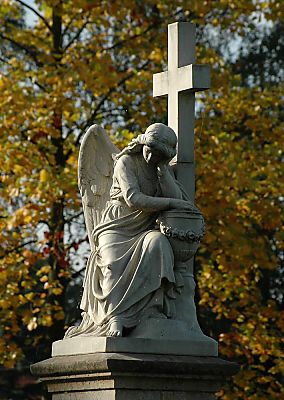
107;321;123;337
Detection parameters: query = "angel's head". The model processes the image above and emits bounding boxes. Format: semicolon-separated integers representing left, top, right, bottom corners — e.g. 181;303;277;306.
142;123;177;165
116;123;177;165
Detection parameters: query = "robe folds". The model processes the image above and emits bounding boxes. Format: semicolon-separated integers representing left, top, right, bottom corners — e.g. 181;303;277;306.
65;154;178;337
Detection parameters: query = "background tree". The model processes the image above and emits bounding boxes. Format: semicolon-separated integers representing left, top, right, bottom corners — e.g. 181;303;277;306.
0;0;282;399
196;18;283;400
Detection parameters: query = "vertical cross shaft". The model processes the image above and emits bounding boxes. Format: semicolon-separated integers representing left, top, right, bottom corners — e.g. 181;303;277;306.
153;22;210;200
168;23;196;200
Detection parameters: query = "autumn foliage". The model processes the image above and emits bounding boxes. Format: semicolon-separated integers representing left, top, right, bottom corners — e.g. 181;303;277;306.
0;0;283;399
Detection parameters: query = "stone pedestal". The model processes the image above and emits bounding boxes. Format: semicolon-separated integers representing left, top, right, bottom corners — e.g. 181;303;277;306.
52;334;217;358
31;351;238;400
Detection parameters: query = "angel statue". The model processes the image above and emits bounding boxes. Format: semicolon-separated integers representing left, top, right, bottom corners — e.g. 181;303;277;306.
65;123;203;338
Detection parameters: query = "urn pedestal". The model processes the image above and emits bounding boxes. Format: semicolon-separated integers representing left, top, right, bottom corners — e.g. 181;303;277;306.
157;209;210;341
158;209;205;262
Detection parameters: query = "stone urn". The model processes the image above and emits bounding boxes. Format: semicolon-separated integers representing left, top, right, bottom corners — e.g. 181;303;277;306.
157;209;205;262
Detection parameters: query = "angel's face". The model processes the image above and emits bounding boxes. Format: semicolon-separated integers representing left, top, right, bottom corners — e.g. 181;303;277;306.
143;145;168;165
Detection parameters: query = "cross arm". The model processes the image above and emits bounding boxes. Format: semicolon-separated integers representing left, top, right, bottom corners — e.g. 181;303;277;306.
153;64;210;98
178;64;211;92
153;71;168;97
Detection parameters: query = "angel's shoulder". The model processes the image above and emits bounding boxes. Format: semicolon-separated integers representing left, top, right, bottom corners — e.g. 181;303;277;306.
115;154;136;169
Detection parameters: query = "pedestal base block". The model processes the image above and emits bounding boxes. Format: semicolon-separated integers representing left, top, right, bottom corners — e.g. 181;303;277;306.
31;352;239;400
52;334;218;357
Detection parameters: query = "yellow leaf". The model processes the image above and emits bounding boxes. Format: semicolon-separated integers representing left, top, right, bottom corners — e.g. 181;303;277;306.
25;292;34;301
23;214;32;224
27;317;37;331
52;287;63;295
41;315;52;327
14;165;23;174
39;169;48;183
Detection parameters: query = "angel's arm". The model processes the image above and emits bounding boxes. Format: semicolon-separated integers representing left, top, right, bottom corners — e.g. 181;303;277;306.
157;163;183;199
116;156;171;212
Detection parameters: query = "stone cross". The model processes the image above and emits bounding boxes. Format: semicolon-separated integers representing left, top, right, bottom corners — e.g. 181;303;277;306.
153;22;210;200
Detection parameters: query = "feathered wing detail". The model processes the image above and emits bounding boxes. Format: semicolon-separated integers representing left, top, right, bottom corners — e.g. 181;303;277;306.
78;124;119;250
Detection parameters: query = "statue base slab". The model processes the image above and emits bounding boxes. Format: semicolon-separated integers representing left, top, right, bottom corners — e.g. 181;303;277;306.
31;352;239;400
52;335;218;357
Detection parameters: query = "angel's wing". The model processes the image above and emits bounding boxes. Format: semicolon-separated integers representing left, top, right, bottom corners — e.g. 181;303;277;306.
78;124;119;249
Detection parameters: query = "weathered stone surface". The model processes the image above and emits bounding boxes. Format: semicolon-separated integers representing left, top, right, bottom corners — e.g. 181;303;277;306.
153;22;211;195
52;334;218;358
67;122;206;341
152;22;211;334
61;22;213;352
31;352;239;400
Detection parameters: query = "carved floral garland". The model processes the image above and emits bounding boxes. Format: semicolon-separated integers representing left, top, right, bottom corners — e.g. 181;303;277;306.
157;219;205;243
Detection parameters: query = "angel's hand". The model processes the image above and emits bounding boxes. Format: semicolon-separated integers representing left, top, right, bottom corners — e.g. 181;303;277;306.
157;161;170;178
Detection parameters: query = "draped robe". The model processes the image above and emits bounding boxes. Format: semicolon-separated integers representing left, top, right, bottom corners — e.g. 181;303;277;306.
65;153;180;337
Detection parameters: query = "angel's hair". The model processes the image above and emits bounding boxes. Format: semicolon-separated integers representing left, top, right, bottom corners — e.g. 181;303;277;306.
115;123;177;161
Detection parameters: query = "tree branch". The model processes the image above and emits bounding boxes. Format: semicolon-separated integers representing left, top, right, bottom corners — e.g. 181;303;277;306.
0;240;37;259
0;53;47;91
69;59;150;149
72;265;86;279
104;23;156;52
32;79;48;92
0;33;41;66
87;61;150;131
14;0;52;32
0;56;8;64
20;129;55;167
38;219;51;228
103;8;184;52
66;236;87;251
62;14;78;37
64;211;83;223
63;19;91;52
